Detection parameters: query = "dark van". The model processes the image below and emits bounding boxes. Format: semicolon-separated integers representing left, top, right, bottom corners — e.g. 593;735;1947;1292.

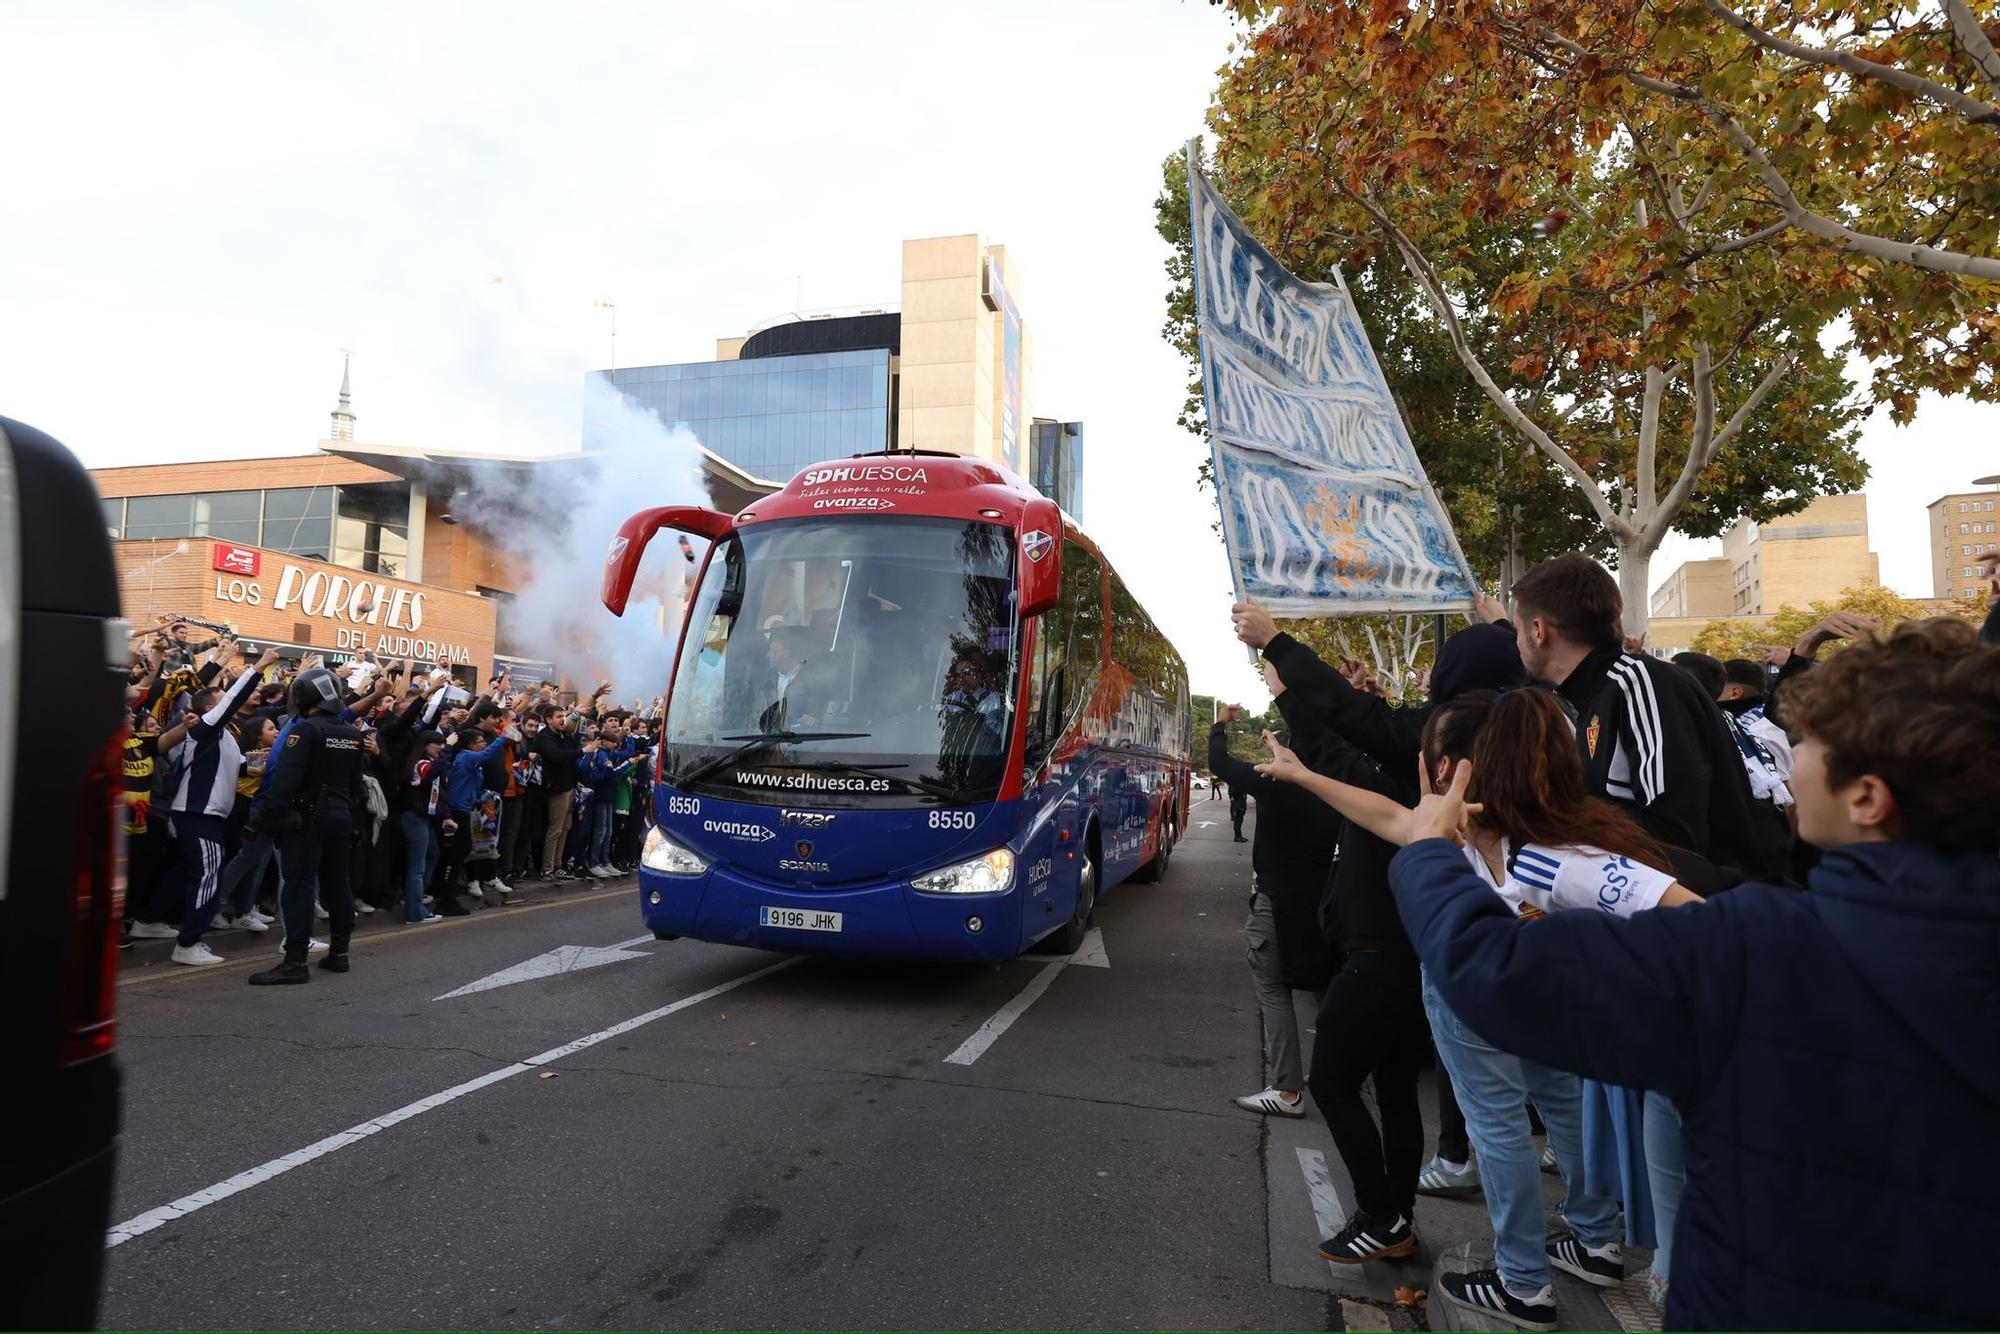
0;416;127;1330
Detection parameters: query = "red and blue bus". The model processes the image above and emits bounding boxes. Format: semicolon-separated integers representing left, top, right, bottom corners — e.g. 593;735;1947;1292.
600;450;1190;962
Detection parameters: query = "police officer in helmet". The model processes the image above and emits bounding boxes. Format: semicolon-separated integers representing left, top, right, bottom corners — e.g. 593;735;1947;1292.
249;666;366;985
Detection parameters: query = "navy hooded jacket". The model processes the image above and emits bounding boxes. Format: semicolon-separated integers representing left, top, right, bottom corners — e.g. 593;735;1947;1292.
1389;837;2000;1330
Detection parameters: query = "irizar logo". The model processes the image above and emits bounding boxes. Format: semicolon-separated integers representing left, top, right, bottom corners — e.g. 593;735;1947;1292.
702;819;776;843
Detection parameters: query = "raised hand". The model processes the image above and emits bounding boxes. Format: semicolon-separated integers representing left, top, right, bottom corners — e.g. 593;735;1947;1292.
1793;612;1878;659
1253;729;1307;785
1230;601;1278;650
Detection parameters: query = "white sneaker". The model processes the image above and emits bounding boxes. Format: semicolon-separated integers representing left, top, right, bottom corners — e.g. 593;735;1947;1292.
206;916;238;932
489;878;514;895
129;921;178;939
246;909;275;926
1233;1087;1307;1118
589;865;615;879
281;937;331;954
422;895;435;907
227;913;270;933
355;900;378;915
464;882;483;899
314;900;329;920
171;942;226;967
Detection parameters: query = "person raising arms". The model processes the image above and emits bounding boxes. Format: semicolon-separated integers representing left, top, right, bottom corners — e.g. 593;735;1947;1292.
1381;620;2000;1330
1259;688;1699;1330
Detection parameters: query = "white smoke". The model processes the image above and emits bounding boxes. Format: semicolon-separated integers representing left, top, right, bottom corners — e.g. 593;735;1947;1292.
441;377;709;703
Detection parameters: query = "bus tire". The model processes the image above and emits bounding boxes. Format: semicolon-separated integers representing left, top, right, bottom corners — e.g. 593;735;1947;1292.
1134;811;1176;884
1049;848;1098;955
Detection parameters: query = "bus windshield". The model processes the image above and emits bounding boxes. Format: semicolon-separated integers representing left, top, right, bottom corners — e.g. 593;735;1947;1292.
664;516;1020;806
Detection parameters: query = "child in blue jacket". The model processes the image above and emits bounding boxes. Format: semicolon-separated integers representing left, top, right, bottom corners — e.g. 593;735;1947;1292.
1388;618;2000;1331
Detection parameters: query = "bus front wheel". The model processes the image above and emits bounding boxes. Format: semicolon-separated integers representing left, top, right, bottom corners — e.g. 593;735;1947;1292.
1049;852;1098;954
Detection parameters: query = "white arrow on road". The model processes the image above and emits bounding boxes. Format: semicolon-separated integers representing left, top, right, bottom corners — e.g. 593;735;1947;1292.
435;934;657;1000
1197;820;1217;829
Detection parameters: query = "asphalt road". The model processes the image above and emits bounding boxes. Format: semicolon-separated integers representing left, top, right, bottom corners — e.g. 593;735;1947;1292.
101;806;1338;1331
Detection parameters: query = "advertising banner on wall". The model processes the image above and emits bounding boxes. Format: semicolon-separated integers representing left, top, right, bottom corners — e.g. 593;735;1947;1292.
1186;147;1477;614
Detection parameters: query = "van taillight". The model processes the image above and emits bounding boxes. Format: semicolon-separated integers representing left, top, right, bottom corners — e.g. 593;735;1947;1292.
60;728;126;1064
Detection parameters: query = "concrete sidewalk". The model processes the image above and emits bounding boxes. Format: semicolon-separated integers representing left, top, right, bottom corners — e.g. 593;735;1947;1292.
1259;993;1663;1333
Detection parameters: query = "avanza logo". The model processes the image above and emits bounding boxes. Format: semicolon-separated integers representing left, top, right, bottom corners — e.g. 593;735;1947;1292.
702;819;776;843
798;464;930;488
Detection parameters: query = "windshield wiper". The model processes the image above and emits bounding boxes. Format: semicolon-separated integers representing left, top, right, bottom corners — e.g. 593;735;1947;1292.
792;759;965;803
675;730;873;789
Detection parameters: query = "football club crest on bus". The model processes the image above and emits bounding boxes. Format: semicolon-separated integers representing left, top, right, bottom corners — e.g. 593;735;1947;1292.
1586;715;1601;758
1023;530;1053;563
604;535;629;567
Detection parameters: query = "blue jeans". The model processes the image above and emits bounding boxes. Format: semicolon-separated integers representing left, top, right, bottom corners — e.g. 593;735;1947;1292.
1643;1090;1685;1284
1422;970;1619;1292
220;829;279;918
587;799;615;867
399;811;439;922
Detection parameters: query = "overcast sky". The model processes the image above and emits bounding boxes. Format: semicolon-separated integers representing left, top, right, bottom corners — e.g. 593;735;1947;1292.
4;1;1993;706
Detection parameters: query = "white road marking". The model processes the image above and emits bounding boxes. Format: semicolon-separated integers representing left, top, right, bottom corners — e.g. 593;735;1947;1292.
1197;821;1217;828
1295;1146;1349;1275
106;957;800;1248
434;934;657;1000
945;928;1108;1065
1067;926;1110;968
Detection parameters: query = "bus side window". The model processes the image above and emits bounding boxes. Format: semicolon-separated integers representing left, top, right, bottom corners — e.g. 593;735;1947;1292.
1025;600;1069;770
1062;539;1104;736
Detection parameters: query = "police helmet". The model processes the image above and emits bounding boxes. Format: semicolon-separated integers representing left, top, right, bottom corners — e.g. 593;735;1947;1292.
290;667;343;715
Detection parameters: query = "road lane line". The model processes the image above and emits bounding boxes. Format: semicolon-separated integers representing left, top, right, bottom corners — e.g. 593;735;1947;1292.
946;928;1109;1066
1295;1146;1349;1276
117;884;636;988
105;956;800;1248
943;961;1064;1066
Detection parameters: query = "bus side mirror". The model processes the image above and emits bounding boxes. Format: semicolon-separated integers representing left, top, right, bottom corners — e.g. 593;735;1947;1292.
602;505;732;617
1018;497;1062;618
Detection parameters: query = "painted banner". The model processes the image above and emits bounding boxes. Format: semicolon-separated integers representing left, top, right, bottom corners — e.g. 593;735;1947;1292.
1187;148;1477;613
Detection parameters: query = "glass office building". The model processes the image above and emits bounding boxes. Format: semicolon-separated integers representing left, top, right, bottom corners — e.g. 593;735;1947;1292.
100;481;412;576
1030;419;1084;520
598;348;892;481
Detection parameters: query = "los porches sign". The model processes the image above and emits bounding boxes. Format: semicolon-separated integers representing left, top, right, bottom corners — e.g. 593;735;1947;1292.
203;542;495;667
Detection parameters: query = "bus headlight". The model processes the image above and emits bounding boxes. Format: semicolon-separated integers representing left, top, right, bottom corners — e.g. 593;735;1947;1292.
913;848;1015;895
642;826;710;877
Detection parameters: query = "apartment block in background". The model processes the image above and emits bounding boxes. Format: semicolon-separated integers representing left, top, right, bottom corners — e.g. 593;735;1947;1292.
1928;480;2000;601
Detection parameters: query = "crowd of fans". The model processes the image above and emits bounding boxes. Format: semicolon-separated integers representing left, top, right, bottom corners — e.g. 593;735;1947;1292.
1210;551;2000;1331
119;621;660;964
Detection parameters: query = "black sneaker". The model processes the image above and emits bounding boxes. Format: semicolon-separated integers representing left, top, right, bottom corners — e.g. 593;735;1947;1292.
436;900;472;917
1316;1210;1417;1264
319;953;350;974
248;961;311;986
1438;1266;1556;1332
1547;1233;1623;1287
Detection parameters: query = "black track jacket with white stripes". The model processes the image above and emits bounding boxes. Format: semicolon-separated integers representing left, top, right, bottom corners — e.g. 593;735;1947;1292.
1557;646;1791;891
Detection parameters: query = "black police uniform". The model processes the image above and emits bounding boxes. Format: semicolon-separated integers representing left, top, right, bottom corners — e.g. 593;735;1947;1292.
249;672;365;983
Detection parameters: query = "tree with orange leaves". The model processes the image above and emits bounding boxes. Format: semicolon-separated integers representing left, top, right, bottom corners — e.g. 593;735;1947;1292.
1175;0;1994;636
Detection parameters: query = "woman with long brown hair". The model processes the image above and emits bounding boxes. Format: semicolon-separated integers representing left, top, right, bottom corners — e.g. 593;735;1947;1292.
1259;687;1697;1330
